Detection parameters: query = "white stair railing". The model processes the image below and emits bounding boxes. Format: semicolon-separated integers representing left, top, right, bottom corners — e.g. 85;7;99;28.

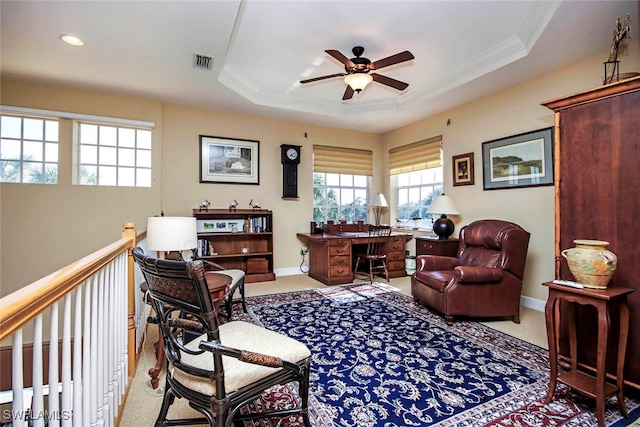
0;223;147;427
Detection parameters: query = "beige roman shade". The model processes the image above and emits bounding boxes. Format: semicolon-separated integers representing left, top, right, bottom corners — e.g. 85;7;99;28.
313;145;373;176
389;135;442;175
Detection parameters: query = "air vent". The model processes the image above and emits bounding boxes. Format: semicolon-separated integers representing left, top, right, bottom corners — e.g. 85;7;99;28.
193;53;214;71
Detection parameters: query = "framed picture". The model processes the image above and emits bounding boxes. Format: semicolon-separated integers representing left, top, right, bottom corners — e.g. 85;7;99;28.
452;152;474;186
482;127;553;190
199;135;260;184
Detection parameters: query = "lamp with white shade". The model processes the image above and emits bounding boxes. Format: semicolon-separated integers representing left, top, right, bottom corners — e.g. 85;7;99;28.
370;193;389;225
146;216;198;260
427;195;460;239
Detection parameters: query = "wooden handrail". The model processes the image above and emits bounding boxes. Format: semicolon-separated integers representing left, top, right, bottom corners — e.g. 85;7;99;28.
0;235;134;342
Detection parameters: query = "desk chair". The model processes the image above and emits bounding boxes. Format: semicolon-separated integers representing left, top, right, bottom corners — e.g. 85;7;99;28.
132;247;312;427
353;225;392;283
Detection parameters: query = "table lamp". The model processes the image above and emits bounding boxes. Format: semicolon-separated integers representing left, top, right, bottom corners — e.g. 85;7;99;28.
427;194;460;239
146;216;197;260
370;193;389;225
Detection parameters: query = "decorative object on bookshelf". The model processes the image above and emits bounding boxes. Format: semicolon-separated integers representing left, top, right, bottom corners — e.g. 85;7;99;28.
193;208;275;283
249;199;261;209
229;199;238;211
199;199;211;211
561;239;617;289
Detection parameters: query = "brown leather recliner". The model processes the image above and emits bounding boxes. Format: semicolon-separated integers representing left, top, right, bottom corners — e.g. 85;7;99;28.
411;219;530;324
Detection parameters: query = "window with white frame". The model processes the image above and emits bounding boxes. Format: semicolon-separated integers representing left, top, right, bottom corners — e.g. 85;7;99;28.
77;122;152;187
395;168;443;229
0;114;59;184
313;172;370;223
312;145;373;224
389;136;443;230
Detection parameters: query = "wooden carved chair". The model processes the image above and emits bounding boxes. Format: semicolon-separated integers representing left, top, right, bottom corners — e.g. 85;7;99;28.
133;247;311;427
353;225;392;283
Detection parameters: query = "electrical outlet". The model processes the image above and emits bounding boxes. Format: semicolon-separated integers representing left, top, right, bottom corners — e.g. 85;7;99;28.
300;246;308;256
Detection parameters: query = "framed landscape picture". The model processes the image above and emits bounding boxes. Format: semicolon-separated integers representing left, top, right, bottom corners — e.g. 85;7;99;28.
199;135;260;184
452;152;474;186
482;128;553;190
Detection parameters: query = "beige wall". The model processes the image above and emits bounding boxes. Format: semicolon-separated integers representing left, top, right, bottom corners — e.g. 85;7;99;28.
2;40;638;305
382;40;639;303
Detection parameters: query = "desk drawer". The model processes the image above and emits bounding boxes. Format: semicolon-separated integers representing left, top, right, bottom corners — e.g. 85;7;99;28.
329;255;350;267
329;239;349;246
387;240;405;252
330;245;350;256
329;265;351;277
388;260;405;271
386;251;404;263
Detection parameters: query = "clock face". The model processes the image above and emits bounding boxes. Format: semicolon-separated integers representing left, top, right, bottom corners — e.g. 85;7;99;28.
286;147;298;160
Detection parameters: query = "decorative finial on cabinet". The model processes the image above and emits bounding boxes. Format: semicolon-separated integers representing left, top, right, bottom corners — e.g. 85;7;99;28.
199;199;211;211
229;200;238;212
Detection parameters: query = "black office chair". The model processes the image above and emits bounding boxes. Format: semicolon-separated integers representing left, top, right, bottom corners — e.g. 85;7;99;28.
353;225;392;283
132;247;311;427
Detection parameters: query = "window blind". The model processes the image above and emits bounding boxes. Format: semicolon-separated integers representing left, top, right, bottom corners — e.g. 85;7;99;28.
389;135;442;175
313;145;373;176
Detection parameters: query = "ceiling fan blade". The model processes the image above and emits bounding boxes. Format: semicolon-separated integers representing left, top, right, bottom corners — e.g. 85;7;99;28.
326;49;355;68
300;73;346;84
342;85;355;101
369;51;414;70
371;73;409;91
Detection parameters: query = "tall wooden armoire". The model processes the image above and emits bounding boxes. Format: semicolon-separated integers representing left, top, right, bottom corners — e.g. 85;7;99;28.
542;76;640;388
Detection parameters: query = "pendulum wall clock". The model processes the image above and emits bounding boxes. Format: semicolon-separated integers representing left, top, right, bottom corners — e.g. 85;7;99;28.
280;144;301;198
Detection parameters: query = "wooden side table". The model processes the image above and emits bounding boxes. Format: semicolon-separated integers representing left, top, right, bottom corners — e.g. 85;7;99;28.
415;236;459;257
141;273;232;389
543;281;633;427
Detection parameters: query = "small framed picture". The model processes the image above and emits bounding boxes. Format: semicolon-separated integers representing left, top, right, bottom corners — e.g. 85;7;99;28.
452;152;474;186
482;127;554;190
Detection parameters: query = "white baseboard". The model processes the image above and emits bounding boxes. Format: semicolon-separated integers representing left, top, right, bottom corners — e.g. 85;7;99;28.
521;295;545;312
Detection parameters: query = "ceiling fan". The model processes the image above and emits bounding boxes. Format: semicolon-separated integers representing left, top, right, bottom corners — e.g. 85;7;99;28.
300;46;414;100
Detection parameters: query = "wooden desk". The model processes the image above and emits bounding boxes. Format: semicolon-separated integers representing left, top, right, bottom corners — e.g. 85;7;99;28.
297;230;412;285
543;281;633;427
141;273;232;389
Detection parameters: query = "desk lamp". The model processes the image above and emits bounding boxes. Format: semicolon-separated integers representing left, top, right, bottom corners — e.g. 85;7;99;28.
427;195;460;239
369;193;389;225
146;216;197;260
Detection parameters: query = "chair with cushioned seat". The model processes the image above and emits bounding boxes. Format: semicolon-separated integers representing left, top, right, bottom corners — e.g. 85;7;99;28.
411;219;530;325
132;246;311;427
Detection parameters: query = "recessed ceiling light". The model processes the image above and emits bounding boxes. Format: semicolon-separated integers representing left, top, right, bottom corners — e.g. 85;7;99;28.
60;34;84;46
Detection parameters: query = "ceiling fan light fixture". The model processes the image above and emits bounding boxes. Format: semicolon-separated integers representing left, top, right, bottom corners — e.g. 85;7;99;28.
344;73;373;92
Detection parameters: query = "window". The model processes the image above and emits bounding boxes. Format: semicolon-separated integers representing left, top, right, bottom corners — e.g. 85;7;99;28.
0;115;59;184
313;173;369;223
313;145;373;223
395;168;443;229
390;136;443;229
77;122;152;187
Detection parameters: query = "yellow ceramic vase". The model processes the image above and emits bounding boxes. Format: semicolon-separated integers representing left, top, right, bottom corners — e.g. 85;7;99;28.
561;239;617;289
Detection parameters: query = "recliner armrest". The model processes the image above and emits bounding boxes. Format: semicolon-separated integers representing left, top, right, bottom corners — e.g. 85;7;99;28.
454;266;503;283
416;255;459;272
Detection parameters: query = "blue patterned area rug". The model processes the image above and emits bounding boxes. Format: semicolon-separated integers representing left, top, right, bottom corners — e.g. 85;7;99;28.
235;283;640;426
